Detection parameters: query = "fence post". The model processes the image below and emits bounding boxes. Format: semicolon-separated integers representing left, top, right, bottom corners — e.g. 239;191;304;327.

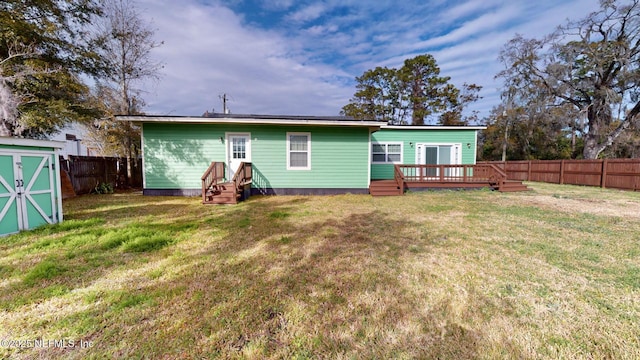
68;155;76;192
527;160;532;181
635;161;640;191
601;159;608;188
559;160;565;185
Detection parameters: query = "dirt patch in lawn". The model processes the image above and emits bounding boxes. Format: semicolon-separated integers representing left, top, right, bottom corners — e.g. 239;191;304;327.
499;193;640;219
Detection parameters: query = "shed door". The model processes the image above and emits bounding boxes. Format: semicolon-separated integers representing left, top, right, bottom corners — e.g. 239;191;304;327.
19;154;57;229
0;154;21;235
0;152;57;235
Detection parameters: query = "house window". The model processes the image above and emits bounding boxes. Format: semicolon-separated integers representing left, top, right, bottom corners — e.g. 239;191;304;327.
287;132;311;170
372;142;403;164
232;137;246;159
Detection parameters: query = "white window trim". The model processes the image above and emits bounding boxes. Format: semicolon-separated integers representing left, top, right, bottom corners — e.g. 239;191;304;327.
372;142;403;164
286;132;311;170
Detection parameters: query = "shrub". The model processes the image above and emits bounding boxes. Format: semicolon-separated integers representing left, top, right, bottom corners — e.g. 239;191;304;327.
93;182;114;194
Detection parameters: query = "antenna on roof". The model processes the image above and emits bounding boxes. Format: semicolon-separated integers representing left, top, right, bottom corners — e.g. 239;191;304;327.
219;93;232;114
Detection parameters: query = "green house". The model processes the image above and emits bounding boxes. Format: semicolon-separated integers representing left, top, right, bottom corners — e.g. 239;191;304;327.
119;114;485;198
0;137;64;236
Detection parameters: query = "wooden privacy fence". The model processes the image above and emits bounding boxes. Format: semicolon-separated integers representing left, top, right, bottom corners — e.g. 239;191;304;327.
480;159;640;191
59;156;143;195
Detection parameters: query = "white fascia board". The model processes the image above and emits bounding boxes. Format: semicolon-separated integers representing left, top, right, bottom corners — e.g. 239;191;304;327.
381;125;487;130
0;137;66;149
117;116;382;128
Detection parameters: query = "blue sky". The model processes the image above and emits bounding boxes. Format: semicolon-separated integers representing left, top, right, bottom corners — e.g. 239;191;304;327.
137;0;601;122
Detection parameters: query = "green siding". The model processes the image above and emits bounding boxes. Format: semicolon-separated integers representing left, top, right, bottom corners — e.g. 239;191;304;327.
143;124;222;189
142;123;371;190
371;128;479;180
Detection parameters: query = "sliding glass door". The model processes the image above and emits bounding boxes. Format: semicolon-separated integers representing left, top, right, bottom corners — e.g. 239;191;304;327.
417;144;460;177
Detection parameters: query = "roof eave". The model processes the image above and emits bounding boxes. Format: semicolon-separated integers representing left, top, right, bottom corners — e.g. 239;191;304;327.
116;115;382;128
381;125;487;130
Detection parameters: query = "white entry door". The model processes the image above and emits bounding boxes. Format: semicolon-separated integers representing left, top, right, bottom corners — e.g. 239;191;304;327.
227;133;251;180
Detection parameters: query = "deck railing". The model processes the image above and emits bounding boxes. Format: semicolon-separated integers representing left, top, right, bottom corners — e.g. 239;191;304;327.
201;162;225;203
395;164;507;185
394;163;405;193
232;162;252;189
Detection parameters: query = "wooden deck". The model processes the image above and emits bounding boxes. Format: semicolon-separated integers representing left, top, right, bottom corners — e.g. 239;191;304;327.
370;164;529;196
202;162;527;201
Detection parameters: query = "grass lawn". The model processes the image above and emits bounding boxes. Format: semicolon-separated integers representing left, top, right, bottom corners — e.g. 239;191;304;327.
1;183;639;359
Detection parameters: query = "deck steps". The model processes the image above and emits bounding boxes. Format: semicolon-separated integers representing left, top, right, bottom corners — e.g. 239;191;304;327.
369;180;403;196
202;161;252;205
496;180;530;192
203;182;241;204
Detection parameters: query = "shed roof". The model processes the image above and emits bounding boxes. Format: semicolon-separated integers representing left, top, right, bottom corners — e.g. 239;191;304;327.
0;137;65;149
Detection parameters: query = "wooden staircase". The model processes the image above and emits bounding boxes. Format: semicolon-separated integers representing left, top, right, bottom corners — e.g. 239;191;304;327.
204;182;242;204
494;180;530;192
201;162;252;204
369;180;404;196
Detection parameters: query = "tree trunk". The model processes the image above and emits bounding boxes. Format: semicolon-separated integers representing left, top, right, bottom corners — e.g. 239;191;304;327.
582;98;608;159
583;100;638;159
0;120;11;137
583;134;601;159
502;118;509;161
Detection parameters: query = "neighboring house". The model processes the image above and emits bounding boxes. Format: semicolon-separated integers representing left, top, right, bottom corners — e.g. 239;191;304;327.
49;122;97;158
118;114;486;200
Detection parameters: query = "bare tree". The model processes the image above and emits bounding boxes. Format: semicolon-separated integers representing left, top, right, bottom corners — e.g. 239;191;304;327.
498;0;640;159
89;0;162;182
95;0;163;116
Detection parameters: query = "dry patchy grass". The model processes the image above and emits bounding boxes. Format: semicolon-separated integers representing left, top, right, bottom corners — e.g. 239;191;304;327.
0;184;639;359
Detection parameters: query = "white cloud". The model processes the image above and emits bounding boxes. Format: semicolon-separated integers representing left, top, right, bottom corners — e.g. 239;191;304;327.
133;0;604;120
137;0;351;116
305;24;339;36
287;3;327;23
258;0;295;11
414;4;521;49
439;0;503;24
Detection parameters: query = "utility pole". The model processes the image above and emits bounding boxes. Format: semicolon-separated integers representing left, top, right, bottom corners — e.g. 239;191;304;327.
220;93;230;114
